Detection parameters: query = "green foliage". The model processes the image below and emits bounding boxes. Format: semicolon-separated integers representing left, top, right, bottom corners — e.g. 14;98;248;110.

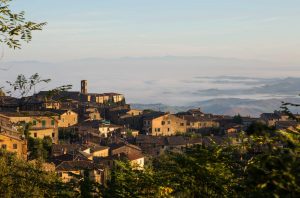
233;114;243;124
28;136;52;161
103;161;161;198
59;127;79;143
246;122;275;136
154;146;237;197
3;126;300;197
28;128;300;197
0;0;46;49
281;101;300;122
0;149;74;197
3;73;72;111
235;131;300;197
6;73;51;97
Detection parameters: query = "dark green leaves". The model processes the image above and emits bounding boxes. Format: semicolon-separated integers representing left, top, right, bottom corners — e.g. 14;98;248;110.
0;0;46;49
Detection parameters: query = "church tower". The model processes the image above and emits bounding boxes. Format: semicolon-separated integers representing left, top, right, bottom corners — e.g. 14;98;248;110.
81;80;88;94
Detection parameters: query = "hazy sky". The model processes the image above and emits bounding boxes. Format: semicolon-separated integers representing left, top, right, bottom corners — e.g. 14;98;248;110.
4;0;300;64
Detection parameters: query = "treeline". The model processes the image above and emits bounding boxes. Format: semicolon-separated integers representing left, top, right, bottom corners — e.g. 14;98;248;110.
1;129;300;197
106;130;300;197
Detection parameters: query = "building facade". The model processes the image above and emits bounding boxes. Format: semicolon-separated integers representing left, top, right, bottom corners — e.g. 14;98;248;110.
0;111;59;143
143;114;187;136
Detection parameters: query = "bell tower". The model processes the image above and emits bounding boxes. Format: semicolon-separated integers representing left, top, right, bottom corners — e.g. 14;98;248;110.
81;80;87;94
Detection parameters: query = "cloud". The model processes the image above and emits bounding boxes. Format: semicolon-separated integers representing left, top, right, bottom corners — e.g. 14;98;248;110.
194;77;300;97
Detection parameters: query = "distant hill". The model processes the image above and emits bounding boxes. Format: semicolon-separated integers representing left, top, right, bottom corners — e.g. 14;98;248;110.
131;103;193;114
131;97;300;117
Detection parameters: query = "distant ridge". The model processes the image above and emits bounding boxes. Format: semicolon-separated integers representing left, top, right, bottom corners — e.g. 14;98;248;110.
131;97;300;117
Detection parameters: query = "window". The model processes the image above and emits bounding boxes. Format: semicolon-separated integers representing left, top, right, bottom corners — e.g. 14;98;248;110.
42;120;46;127
1;144;7;149
52;133;55;138
180;123;184;126
167;121;171;124
62;118;65;122
34;133;37;138
13;144;17;149
33;120;37;125
167;128;170;132
51;120;55;126
157;128;161;132
161;121;165;125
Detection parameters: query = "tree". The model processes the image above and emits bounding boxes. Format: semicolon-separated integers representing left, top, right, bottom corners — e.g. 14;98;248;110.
239;130;300;197
26;135;53;161
6;73;51;98
0;0;46;49
246;122;275;136
233;114;243;124
281;100;300;122
4;73;72;109
153;146;237;197
103;161;162;198
0;149;74;197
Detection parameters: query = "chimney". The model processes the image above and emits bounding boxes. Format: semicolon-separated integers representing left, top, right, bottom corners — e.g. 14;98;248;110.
81;80;87;94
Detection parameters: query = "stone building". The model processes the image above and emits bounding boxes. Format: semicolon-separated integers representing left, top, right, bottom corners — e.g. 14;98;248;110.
143;113;187;136
0;127;27;160
0;111;59;143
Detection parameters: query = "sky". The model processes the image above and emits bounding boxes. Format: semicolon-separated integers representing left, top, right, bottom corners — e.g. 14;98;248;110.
1;0;300;106
3;0;300;64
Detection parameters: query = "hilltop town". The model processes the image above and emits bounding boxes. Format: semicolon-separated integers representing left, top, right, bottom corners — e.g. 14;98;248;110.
0;79;299;186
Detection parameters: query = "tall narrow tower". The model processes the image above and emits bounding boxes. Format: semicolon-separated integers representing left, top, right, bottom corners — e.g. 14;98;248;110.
81;80;88;94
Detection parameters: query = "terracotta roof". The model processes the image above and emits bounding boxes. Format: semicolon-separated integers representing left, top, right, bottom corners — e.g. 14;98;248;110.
0;96;19;106
180;115;215;122
98;152;144;162
50;154;80;166
136;135;166;145
0;111;59;117
0;131;24;141
260;113;281;120
47;109;77;115
109;142;142;152
35;91;81;101
125;152;144;161
78;150;93;159
166;136;187;146
186;137;203;145
136;135;203;147
276;120;299;128
80;120;121;129
142;112;167;121
56;160;103;171
91;145;109;152
103;93;123;96
51;144;82;156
